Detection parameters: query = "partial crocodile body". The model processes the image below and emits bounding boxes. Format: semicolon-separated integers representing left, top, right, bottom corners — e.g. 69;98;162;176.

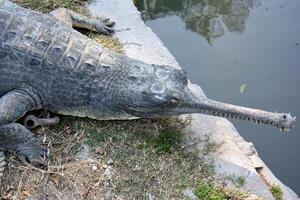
0;0;296;179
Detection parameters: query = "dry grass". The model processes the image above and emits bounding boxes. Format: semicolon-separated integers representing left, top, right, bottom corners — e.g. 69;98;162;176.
89;33;124;54
0;117;260;199
0;117;214;199
1;159;107;199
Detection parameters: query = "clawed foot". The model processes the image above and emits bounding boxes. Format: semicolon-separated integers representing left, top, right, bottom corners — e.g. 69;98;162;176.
0;123;48;167
16;126;48;166
94;17;115;35
50;8;116;35
18;140;48;167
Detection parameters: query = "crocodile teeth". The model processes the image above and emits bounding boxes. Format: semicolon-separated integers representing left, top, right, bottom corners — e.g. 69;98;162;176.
280;127;289;132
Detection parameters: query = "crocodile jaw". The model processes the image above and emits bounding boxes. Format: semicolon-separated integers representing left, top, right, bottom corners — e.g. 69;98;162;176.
174;83;296;131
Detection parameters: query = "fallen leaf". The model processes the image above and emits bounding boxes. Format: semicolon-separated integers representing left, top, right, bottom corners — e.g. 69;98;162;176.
240;84;247;94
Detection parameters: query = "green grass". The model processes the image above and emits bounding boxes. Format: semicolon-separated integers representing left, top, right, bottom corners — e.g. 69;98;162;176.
194;182;226;200
84;118;183;154
83;122;111;147
146;128;182;154
226;174;246;187
194;181;259;200
235;176;246;187
12;0;88;13
271;185;283;200
80;118;213;199
132;0;139;5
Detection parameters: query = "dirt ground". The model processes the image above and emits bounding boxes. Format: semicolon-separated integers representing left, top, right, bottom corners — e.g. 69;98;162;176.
0;116;215;199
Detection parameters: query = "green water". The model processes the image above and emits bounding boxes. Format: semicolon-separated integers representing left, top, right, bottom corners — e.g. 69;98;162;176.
136;0;300;194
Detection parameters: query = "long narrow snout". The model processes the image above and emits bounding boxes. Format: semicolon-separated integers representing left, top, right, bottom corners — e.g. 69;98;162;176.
178;84;296;131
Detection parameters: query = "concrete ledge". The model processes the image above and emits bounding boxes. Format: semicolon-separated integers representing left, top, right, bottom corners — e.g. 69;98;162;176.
88;1;299;199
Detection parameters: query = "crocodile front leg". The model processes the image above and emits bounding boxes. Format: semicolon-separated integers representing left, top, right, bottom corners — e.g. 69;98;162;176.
50;8;115;35
0;88;46;166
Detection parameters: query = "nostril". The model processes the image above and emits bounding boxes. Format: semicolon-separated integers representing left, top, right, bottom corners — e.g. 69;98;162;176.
283;114;287;119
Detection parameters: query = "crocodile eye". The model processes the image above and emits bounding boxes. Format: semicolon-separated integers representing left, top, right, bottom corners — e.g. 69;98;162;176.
169;93;181;104
170;97;179;104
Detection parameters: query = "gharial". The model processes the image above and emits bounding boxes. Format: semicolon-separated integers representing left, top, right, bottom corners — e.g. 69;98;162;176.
0;0;296;180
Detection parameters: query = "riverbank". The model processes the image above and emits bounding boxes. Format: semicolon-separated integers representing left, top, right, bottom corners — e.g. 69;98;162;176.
0;0;298;199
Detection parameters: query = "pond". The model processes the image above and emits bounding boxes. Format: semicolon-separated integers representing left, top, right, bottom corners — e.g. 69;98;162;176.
136;0;300;194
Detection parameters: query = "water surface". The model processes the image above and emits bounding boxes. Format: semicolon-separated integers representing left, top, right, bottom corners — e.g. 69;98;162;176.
136;0;300;194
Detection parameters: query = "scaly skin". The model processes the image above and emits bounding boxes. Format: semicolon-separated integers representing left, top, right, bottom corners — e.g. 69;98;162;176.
0;0;296;175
